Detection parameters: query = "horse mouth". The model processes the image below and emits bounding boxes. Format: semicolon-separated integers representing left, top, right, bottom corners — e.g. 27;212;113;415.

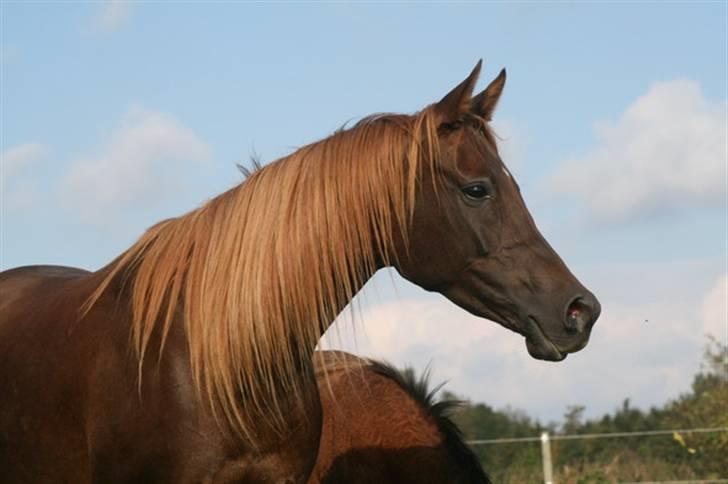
524;317;566;362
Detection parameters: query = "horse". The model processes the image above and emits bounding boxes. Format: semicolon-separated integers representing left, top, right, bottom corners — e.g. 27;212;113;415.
309;351;490;484
0;60;600;482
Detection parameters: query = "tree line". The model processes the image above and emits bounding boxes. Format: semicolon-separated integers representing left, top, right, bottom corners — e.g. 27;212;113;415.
441;336;727;483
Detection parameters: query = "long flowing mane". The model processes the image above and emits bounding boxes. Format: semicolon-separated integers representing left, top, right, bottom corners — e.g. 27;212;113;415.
85;109;440;443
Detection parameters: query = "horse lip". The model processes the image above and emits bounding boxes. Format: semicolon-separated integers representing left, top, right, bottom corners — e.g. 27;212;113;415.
525;317;566;362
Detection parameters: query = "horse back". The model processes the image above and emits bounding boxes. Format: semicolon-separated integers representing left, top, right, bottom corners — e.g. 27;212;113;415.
310;351;489;484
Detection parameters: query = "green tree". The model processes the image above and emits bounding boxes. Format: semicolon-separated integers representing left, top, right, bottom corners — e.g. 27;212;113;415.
661;335;728;478
562;405;586;434
444;335;727;481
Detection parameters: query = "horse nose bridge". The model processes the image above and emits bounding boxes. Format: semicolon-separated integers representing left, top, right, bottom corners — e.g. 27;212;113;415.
500;231;592;310
525;247;580;293
517;227;574;276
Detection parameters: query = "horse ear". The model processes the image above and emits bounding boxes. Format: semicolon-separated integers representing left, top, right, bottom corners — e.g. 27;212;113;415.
471;68;506;121
433;60;482;124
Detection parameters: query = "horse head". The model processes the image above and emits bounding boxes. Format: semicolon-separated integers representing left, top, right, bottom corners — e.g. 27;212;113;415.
395;61;600;361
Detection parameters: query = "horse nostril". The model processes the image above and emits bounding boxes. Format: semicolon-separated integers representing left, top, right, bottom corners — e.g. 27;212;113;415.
564;296;592;334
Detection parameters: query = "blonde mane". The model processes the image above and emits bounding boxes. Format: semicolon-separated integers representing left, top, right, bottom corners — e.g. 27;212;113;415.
85;108;441;444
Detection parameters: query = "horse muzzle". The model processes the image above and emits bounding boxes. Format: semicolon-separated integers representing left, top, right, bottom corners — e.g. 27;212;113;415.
524;291;600;361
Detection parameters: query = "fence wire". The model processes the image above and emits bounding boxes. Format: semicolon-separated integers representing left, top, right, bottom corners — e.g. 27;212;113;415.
466;426;728;445
465;427;728;484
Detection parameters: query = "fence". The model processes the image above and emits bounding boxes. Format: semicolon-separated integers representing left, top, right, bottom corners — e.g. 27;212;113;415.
467;427;728;484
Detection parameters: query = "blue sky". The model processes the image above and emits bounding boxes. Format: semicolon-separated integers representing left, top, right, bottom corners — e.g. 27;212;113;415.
2;2;726;424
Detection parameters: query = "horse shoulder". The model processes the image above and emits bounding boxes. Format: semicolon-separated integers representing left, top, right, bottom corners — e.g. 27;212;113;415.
0;265;321;483
0;266;222;482
0;265;97;482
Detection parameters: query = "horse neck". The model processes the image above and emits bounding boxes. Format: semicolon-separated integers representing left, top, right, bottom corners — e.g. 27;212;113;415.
83;110;428;443
85;202;390;442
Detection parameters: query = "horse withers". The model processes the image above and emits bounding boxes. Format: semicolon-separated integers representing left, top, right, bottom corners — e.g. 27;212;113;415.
310;351;490;484
0;61;598;482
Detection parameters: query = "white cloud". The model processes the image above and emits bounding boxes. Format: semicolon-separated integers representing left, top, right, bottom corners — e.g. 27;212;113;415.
94;0;133;33
549;80;726;222
61;106;210;224
702;273;727;339
1;143;46;181
321;263;719;423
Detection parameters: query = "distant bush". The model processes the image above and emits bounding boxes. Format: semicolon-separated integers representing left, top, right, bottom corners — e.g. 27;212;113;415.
447;335;727;482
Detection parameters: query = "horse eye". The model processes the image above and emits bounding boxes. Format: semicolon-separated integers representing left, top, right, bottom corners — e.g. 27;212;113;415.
462;184;491;201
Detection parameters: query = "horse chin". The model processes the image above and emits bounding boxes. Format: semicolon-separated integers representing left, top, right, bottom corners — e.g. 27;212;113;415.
524;317;567;362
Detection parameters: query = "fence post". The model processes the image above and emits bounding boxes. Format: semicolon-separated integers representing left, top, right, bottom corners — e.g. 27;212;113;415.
541;432;554;484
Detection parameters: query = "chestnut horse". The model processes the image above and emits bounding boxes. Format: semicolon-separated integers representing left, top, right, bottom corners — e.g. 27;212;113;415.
310;351;490;484
0;61;599;482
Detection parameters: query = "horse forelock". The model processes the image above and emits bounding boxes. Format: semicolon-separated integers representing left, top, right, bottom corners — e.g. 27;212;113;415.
83;107;441;446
